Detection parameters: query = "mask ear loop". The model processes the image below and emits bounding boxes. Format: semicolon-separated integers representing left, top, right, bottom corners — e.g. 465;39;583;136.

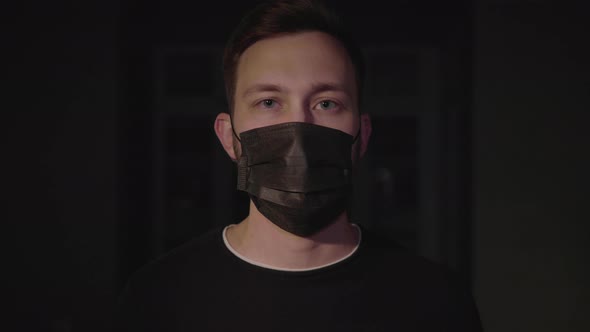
229;115;242;143
351;111;362;144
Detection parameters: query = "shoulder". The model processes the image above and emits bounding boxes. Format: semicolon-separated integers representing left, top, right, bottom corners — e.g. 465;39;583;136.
358;225;449;278
357;226;482;330
357;225;472;303
122;226;227;293
113;226;230;330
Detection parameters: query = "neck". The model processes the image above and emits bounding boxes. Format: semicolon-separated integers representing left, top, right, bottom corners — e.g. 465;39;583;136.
225;200;360;270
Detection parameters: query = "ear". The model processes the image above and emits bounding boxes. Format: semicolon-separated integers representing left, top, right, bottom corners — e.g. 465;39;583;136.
359;113;372;157
214;112;238;161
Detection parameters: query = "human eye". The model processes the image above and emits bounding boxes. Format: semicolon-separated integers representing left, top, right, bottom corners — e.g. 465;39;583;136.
255;98;280;111
314;99;341;112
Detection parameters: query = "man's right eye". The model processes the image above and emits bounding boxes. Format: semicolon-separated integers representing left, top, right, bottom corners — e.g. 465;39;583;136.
258;99;278;109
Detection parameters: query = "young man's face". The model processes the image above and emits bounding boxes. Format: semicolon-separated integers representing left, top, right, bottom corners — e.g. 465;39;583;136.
215;31;370;161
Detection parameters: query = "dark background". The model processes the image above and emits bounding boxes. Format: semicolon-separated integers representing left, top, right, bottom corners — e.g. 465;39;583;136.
4;0;589;331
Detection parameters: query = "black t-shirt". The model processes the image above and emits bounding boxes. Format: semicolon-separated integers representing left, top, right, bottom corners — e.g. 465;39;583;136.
113;225;482;332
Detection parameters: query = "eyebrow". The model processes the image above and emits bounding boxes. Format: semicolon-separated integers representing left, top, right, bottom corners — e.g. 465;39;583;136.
242;84;283;98
241;82;351;98
309;83;350;95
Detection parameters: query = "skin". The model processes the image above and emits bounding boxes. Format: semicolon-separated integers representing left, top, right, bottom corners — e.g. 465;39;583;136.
214;31;372;270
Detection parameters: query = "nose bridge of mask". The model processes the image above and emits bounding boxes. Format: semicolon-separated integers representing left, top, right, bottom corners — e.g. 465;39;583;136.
229;114;362;143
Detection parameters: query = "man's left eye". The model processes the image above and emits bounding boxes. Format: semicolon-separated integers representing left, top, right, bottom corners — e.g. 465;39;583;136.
316;100;338;111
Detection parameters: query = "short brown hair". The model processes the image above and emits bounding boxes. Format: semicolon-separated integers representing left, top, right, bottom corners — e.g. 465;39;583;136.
222;0;364;114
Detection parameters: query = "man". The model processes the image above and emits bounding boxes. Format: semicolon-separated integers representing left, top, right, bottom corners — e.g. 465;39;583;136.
114;1;483;331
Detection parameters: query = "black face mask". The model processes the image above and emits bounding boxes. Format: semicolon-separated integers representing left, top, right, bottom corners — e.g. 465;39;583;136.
235;122;357;237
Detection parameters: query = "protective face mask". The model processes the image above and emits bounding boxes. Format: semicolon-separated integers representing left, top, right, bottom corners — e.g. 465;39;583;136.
235;122;356;237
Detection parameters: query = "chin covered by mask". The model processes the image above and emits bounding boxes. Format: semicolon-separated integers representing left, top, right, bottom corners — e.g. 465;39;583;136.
235;122;356;237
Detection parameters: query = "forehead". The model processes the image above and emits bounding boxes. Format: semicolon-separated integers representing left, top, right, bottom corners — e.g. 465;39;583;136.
235;31;356;95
